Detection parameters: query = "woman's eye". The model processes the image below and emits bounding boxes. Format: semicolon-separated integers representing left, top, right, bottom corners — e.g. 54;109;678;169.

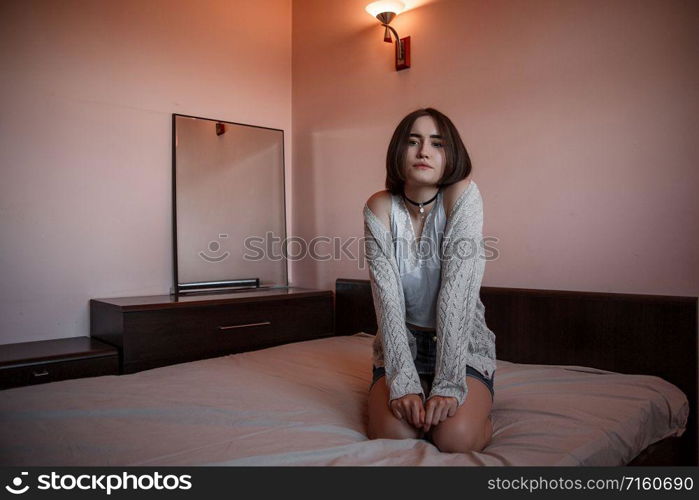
407;139;442;147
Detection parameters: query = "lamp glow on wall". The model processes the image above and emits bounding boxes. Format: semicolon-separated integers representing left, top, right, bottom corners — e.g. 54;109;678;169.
365;1;410;71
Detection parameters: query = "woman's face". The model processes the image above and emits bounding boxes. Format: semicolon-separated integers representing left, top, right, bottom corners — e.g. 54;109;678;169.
403;115;446;187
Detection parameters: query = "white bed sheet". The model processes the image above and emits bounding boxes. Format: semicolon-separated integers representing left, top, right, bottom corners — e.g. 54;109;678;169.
0;333;688;466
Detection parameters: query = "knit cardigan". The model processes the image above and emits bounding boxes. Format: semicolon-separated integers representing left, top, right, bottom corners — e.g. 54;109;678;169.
363;181;497;406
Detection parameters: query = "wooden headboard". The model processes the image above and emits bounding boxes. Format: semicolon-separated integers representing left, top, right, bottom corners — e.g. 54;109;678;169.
334;277;698;466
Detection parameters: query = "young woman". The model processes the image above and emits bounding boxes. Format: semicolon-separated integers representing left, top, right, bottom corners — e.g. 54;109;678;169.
363;108;497;453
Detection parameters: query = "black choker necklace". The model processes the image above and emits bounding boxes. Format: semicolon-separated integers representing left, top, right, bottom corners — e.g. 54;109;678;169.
402;189;439;218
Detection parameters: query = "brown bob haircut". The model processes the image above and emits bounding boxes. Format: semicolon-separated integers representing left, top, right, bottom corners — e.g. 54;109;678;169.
385;107;472;195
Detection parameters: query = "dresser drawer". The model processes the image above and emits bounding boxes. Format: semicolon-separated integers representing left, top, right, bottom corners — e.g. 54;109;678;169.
0;355;119;390
120;295;333;373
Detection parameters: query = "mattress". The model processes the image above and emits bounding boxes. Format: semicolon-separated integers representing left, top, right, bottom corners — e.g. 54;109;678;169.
0;333;689;466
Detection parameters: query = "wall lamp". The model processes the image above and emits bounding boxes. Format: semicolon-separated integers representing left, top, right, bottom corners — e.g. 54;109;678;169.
365;1;410;71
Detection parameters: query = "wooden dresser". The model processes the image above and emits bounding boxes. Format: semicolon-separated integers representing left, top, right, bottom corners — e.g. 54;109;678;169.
90;286;334;374
0;337;119;390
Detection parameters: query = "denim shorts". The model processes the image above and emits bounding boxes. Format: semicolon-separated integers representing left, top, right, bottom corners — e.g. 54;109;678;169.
371;326;495;401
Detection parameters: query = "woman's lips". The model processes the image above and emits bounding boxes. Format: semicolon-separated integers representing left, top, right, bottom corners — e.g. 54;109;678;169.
413;164;432;169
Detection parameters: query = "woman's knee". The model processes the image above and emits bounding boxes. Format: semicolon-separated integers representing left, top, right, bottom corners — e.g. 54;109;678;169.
368;416;421;440
432;418;490;453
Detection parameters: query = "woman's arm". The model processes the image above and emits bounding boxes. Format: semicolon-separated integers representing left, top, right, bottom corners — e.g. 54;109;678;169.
429;183;485;406
363;195;425;403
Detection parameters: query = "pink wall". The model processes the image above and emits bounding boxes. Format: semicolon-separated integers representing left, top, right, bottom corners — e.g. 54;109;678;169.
0;0;292;344
1;0;697;345
291;0;699;297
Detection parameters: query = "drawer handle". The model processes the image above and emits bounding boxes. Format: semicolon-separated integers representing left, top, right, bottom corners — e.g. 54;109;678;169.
219;321;271;331
33;370;49;377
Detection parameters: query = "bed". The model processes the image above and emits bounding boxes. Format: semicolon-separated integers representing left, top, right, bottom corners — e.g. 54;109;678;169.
0;279;695;466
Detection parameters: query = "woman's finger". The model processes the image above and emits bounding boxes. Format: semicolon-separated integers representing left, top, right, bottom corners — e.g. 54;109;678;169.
409;401;421;427
402;401;414;424
390;402;403;421
447;402;457;418
439;403;450;423
423;402;434;431
433;402;445;426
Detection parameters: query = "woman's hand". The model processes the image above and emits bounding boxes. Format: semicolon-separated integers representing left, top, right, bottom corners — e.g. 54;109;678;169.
389;394;425;428
422;396;457;432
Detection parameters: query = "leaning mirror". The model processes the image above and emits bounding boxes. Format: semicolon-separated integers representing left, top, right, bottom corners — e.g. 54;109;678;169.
172;114;287;294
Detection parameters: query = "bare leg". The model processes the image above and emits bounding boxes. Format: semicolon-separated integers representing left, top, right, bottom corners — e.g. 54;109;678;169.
429;377;493;453
367;375;422;440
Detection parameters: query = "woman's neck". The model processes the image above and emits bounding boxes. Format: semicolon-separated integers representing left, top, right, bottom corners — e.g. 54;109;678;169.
402;184;439;221
403;185;439;204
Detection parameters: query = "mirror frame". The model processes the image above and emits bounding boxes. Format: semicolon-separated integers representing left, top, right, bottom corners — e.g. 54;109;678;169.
171;113;288;295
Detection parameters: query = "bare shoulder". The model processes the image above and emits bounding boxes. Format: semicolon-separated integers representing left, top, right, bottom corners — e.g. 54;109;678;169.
366;190;392;231
443;178;473;218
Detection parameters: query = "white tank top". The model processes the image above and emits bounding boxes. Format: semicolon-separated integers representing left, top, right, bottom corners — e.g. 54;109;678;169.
390;189;446;329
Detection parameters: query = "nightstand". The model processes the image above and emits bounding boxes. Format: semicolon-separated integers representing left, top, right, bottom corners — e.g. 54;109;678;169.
90;286;334;374
0;337;119;390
